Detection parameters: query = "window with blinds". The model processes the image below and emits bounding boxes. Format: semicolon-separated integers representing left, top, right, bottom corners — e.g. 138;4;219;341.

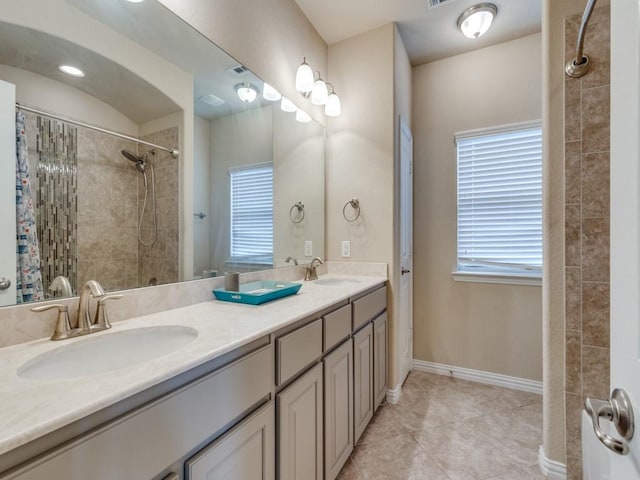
455;122;542;275
229;163;273;264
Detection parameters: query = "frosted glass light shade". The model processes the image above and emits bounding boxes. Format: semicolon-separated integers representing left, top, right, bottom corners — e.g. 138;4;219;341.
281;97;297;112
262;82;282;101
296;109;311;123
310;79;328;105
325;92;341;117
457;4;497;39
235;83;258;103
295;59;314;93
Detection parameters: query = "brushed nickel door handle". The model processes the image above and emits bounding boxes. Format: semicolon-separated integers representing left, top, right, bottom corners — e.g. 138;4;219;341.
401;268;411;275
0;277;11;290
585;388;635;455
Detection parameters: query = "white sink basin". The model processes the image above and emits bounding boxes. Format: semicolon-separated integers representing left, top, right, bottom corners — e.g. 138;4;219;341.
18;326;198;381
314;277;361;286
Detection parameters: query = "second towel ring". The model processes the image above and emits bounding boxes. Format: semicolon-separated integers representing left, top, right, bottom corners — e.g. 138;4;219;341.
290;201;305;224
343;198;361;222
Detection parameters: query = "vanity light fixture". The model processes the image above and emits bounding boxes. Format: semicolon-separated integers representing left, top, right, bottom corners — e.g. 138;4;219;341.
295;109;311;123
280;96;298;113
295;57;315;94
457;3;497;39
262;82;282;101
310;72;329;106
324;83;341;117
58;65;85;77
235;83;259;103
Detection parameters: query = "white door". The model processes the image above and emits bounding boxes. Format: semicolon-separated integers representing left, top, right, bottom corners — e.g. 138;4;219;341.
600;1;640;477
0;80;16;307
399;117;413;384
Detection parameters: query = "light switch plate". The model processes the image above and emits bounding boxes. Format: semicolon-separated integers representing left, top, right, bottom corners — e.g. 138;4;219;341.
341;240;351;258
304;240;312;257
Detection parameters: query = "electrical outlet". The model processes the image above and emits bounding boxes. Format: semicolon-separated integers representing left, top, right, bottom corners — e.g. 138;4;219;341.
304;240;312;257
341;240;351;258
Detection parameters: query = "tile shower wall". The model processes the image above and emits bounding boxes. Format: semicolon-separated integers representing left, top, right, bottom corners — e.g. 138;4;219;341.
24;114;78;294
137;127;179;287
564;5;610;479
23;112;179;294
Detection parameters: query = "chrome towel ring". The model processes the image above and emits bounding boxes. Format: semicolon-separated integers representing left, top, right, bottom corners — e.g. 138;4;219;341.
343;198;361;222
290;201;305;223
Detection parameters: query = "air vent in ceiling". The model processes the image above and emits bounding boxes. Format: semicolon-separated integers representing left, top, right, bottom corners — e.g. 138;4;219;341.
427;0;451;8
198;94;225;108
226;64;250;76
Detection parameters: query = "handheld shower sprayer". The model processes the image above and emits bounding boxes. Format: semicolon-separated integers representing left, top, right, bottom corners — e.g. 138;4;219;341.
120;149;158;246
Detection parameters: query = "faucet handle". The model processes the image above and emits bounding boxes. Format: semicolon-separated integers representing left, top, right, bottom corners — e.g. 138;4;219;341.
31;304;73;341
94;294;124;330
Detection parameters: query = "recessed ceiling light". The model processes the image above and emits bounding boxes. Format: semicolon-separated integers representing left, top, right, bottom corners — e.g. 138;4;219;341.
58;65;85;77
126;0;145;3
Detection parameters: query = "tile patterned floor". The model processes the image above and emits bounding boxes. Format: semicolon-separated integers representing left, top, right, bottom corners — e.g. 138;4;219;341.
337;371;545;480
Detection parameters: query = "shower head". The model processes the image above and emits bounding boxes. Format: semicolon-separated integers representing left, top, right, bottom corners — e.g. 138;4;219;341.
121;149;146;173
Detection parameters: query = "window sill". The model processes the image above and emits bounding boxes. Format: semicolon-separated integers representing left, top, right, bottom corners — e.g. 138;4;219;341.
452;271;542;287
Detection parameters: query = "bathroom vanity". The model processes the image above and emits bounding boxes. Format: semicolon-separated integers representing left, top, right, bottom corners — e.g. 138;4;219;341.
0;276;387;480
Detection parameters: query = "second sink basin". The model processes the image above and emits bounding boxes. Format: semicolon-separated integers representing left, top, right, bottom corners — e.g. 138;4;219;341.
18;325;198;381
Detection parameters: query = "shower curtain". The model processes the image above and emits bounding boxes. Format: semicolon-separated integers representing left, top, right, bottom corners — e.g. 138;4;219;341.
15;111;44;303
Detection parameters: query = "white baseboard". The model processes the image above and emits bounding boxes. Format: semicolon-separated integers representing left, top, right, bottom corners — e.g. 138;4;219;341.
386;384;402;404
412;360;543;395
538;445;567;479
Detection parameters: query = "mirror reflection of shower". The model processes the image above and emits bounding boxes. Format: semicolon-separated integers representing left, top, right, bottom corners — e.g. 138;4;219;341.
121;149;157;246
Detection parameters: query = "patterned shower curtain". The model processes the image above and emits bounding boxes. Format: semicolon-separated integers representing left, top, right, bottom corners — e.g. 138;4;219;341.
15;111;44;303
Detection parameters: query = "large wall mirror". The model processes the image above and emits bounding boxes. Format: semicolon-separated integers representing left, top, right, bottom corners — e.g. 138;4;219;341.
0;0;325;308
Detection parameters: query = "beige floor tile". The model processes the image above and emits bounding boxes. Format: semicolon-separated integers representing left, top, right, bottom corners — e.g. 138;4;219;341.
357;403;411;445
336;458;363;480
352;433;450;480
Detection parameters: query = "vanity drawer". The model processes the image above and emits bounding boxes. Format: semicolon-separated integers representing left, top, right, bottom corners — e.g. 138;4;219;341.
276;319;322;385
352;286;386;331
323;305;351;352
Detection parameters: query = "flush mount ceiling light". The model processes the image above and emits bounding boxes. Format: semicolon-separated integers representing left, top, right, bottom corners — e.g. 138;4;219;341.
295;57;314;94
457;3;497;39
324;83;341;117
262;82;282;101
235;83;259;103
58;65;85;77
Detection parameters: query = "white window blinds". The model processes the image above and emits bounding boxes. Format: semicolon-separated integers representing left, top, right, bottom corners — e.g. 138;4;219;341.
229;163;273;263
456;123;542;273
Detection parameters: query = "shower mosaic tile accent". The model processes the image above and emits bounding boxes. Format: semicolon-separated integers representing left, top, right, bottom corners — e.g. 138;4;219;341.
32;114;78;295
564;5;610;479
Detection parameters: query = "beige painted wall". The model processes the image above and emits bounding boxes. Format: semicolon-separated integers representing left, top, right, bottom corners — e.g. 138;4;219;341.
412;34;543;382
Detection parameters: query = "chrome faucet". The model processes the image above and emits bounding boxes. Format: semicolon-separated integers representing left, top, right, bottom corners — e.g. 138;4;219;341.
76;280;106;332
285;256;298;266
304;257;324;281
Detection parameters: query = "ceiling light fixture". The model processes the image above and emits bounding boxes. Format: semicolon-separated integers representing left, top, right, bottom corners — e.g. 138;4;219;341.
58;65;85;77
126;0;145;3
280;97;297;113
295;57;314;94
324;83;341;117
262;82;282;101
457;3;497;39
235;83;259;103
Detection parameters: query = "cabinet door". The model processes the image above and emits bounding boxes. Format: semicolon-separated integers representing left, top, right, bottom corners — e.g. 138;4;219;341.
185;402;274;480
277;362;323;480
353;323;374;442
373;312;388;411
324;339;354;480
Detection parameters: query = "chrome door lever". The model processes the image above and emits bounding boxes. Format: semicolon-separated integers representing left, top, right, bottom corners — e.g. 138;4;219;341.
0;277;11;290
585;388;635;455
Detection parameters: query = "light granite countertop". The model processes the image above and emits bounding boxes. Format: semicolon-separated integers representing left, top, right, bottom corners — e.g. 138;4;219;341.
0;274;386;458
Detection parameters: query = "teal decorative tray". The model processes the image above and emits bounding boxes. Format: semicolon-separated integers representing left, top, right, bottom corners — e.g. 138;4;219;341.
213;280;302;305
